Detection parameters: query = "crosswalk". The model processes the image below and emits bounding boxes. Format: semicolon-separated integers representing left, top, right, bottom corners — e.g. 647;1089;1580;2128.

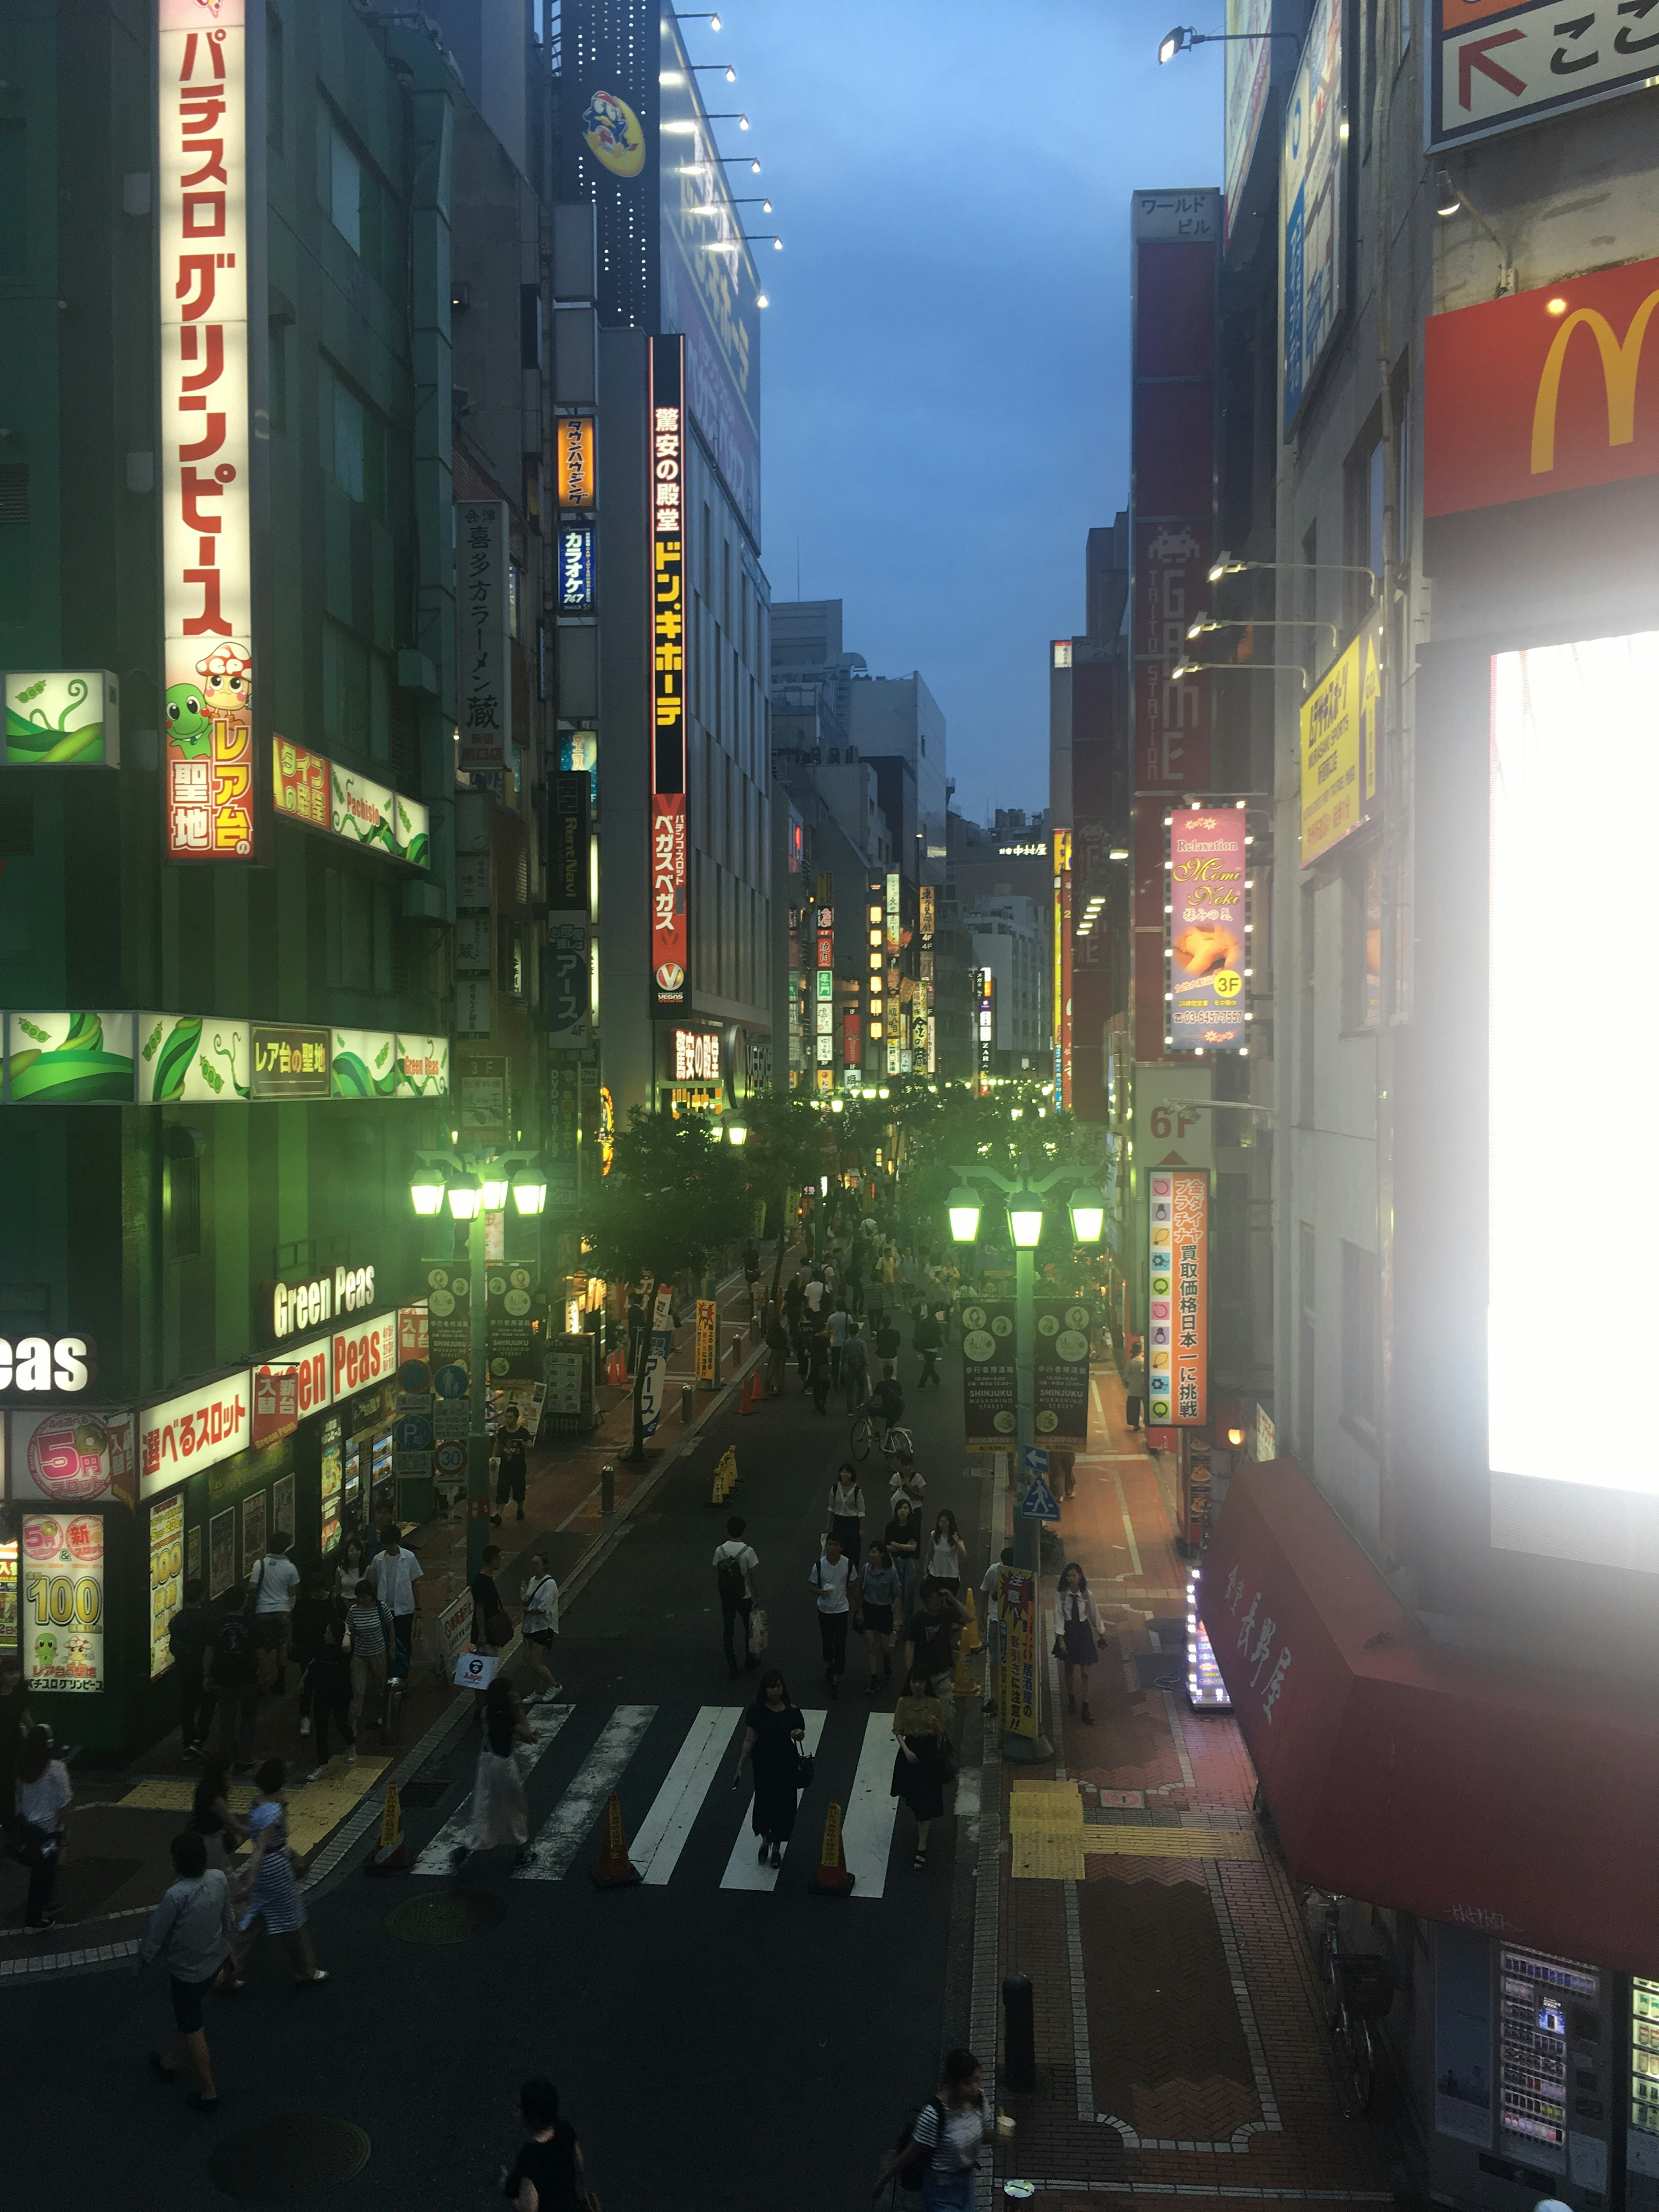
410;1700;940;1897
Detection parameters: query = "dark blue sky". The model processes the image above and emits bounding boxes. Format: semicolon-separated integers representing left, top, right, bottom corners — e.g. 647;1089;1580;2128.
706;0;1224;822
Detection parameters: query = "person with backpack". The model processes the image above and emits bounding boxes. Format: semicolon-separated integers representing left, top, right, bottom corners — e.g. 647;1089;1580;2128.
840;1317;871;1413
204;1586;259;1771
249;1532;300;1693
168;1579;214;1758
712;1516;761;1679
874;2050;996;2209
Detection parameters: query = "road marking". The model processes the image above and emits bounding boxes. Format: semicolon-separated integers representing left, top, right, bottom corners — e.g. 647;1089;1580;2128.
632;1706;745;1885
840;1709;900;1900
513;1704;657;1881
720;1710;827;1892
1110;1467;1143;1576
411;1704;574;1872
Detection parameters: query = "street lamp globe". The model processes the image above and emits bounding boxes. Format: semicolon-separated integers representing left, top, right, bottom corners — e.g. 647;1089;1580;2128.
1068;1184;1107;1244
511;1169;548;1216
410;1163;447;1217
947;1185;982;1244
1007;1188;1045;1249
727;1121;749;1147
480;1167;511;1212
445;1171;482;1220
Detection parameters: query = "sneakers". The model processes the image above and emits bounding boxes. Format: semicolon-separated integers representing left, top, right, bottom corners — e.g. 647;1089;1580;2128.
769;1843;783;1868
758;1838;770;1864
345;1747;358;1765
308;1764;330;1782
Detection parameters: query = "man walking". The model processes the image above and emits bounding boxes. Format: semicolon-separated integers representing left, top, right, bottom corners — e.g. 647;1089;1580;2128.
809;1532;855;1699
205;1586;259;1771
713;1516;760;1679
491;1402;530;1525
840;1319;870;1414
1124;1340;1147;1433
874;1312;902;1379
168;1578;214;1757
140;1830;235;2115
369;1526;423;1681
913;1304;944;1389
249;1530;300;1693
763;1299;789;1397
826;1297;850;1388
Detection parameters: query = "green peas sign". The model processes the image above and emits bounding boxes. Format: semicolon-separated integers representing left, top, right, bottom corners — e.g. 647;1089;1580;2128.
3;671;121;766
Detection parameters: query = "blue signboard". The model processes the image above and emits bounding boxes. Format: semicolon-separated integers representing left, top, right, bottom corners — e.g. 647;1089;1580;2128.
557;523;596;614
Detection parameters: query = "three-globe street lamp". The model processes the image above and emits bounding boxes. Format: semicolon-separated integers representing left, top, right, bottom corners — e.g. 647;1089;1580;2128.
409;1154;547;1578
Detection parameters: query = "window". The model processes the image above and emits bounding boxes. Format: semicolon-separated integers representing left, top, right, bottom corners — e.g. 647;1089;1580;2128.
1341;1239;1378;1434
333;375;364;499
509;561;522;641
321;111;361;252
323;620;391;762
267;11;285;151
319;361;388;517
520;285;543;370
166;1127;203;1259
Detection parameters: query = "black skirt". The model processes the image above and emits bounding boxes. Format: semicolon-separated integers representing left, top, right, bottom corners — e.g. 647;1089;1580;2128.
1062;1617;1099;1667
891;1734;949;1822
861;1601;894;1635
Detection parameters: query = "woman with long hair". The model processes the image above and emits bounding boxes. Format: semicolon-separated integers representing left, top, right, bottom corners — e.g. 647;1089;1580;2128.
884;1495;922;1620
858;1541;899;1692
334;1532;369;1607
826;1462;866;1567
731;1666;806;1870
890;1662;951;1871
465;1673;534;1865
874;2048;995;2209
1056;1560;1106;1725
926;1509;967;1599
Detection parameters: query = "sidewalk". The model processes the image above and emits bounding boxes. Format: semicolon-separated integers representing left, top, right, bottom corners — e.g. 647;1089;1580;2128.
977;1369;1402;2208
0;1252;775;1980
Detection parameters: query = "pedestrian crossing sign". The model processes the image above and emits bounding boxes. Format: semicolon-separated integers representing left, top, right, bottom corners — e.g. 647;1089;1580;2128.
1019;1471;1061;1522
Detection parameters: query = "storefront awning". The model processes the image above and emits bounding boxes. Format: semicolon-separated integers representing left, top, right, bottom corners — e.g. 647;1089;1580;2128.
1201;1459;1659;1975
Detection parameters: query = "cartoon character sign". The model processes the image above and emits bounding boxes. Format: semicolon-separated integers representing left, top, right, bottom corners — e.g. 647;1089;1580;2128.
582;88;645;177
164;641;254;860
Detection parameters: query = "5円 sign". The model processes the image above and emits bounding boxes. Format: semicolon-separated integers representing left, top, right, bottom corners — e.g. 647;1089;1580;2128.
649;337;689;1012
1147;1170;1208;1427
159;0;256;863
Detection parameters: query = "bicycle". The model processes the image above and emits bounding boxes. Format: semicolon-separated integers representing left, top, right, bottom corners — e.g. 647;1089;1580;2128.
1313;1891;1395;2111
849;1414;914;1467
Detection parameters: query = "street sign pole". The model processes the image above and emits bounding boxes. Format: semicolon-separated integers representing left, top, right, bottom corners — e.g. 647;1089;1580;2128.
1006;1244;1053;1764
467;1207;489;1580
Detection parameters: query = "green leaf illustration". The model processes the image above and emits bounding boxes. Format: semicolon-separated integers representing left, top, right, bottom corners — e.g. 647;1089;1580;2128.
152;1017;203;1101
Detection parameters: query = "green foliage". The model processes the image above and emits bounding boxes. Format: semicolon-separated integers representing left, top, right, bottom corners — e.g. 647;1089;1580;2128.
578;1108;748;1291
737;1094;827;1204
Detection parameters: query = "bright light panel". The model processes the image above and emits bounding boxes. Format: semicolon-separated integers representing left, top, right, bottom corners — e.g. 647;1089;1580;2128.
1490;631;1659;1505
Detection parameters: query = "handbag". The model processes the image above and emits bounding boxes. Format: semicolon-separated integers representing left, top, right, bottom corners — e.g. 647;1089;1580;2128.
749;1606;769;1654
795;1749;816;1791
485;1608;512;1646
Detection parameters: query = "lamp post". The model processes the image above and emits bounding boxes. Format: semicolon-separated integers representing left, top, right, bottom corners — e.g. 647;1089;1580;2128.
410;1152;547;1580
947;1161;1105;1761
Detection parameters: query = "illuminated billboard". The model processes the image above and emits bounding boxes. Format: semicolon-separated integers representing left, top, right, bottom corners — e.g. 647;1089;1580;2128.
1300;618;1380;866
1147;1168;1208;1427
649;336;688;1012
1281;0;1344;434
1166;807;1249;1051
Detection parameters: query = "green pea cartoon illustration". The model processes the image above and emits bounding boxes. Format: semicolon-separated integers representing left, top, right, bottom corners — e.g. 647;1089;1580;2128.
165;684;213;759
34;1633;57;1671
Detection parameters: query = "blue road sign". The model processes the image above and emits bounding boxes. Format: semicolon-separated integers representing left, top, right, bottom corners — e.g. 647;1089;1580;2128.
1020;1474;1062;1522
432;1363;470;1399
393;1415;433;1452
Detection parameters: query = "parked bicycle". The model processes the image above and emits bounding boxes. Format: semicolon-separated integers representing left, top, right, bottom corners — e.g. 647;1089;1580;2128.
1313;1890;1395;2111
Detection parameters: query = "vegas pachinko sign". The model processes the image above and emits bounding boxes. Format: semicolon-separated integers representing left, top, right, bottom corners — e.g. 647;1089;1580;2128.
158;0;256;864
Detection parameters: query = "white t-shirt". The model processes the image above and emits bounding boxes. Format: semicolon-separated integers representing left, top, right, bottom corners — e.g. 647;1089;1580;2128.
812;1553;853;1614
803;1279;825;1313
827;1481;864;1522
980;1562;1005;1624
928;1535;962;1580
251;1555;300;1615
712;1540;759;1599
371;1548;423;1615
521;1572;560;1635
913;2097;985;2175
16;1760;72;1830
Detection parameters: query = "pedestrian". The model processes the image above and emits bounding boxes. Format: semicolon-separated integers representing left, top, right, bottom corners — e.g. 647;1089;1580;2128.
874;2049;995;2208
520;1553;562;1703
884;1495;923;1619
344;1578;391;1735
890;1662;951;1868
826;1462;866;1565
464;1675;533;1866
1124;1340;1146;1432
471;1543;512;1661
1051;1446;1077;1501
205;1585;259;1771
731;1666;807;1870
926;1510;968;1599
763;1299;789;1396
874;1312;902;1377
168;1578;214;1758
840;1318;871;1412
189;1755;249;1876
888;1450;927;1515
979;1545;1014;1716
499;2075;589;2212
491;1402;530;1526
304;1611;355;1780
803;1270;826;1319
333;1532;369;1607
783;1270;806;1333
807;1318;833;1414
368;1525;423;1681
291;1566;337;1744
12;1727;71;1930
915;1303;944;1388
809;1532;855;1698
248;1531;300;1693
903;1579;966;1699
743;1239;761;1305
238;1759;327;1984
859;1542;899;1694
713;1514;761;1678
0;1662;31;1824
826;1298;850;1387
140;1829;235;2113
1056;1561;1106;1724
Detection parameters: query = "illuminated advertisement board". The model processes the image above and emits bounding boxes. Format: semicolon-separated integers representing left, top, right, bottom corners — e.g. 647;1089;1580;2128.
22;1512;105;1693
1429;0;1659;150
149;1492;185;1680
557;522;597;614
3;671;120;766
1166;807;1249;1051
555;413;596;508
139;1370;252;1497
273;736;329;827
649;336;689;1011
1148;1168;1208;1427
159;0;255;863
1281;0;1344;433
1300;620;1380;865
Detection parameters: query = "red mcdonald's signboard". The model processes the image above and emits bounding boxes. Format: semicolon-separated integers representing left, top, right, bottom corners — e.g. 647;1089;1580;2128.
1424;255;1659;519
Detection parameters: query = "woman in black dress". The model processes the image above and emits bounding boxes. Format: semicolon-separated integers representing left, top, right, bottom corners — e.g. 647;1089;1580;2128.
891;1662;950;1870
1056;1560;1106;1724
731;1667;806;1870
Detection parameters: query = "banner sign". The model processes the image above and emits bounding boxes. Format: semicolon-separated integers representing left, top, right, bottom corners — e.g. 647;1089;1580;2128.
1167;807;1249;1050
555;413;595;509
695;1298;717;1387
557;521;596;614
1281;0;1344;433
159;0;255;864
1224;0;1275;245
995;1565;1038;1739
273;736;328;828
649;336;688;1011
22;1512;105;1693
960;1298;1016;1452
6;1408;135;1508
1300;619;1381;866
3;671;120;768
149;1493;185;1680
1424;256;1659;518
1429;0;1659;151
457;499;511;771
140;1371;251;1497
1033;1301;1092;1444
1148;1169;1208;1427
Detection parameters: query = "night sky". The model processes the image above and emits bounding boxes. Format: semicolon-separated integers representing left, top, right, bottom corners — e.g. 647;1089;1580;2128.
706;0;1224;820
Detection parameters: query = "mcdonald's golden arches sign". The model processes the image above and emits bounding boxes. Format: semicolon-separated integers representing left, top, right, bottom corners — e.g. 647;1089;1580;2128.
1424;255;1659;518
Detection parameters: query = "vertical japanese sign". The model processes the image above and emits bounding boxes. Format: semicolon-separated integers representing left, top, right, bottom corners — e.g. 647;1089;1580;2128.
995;1565;1037;1739
1281;0;1344;433
149;1492;185;1680
816;903;835;1075
695;1298;717;1386
1167;807;1249;1050
649;337;688;1013
1147;1170;1208;1426
22;1512;105;1693
555;413;596;508
548;768;591;1044
1054;827;1072;1108
1033;1300;1092;1443
884;870;902;1076
1300;618;1381;865
457;500;511;772
159;0;254;864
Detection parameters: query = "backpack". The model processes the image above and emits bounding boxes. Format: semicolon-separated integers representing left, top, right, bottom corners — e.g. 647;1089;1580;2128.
212;1615;256;1687
715;1546;748;1603
892;2099;944;2196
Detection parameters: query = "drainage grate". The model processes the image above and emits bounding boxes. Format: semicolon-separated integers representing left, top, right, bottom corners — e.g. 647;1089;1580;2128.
384;1890;508;1945
208;2115;370;2201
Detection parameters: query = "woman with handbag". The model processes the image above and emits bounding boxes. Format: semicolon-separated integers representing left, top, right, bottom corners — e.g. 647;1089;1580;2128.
238;1759;327;1983
465;1675;534;1866
519;1554;562;1705
891;1662;952;1870
1055;1560;1106;1725
732;1667;807;1871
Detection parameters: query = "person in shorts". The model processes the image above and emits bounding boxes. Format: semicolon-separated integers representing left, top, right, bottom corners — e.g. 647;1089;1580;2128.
140;1829;235;2114
491;1403;530;1525
249;1532;300;1691
520;1554;561;1703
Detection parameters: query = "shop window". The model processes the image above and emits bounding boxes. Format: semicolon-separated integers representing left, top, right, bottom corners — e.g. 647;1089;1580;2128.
167;1126;203;1259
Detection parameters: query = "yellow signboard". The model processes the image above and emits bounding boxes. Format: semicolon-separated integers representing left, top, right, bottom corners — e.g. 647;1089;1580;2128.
695;1297;717;1387
995;1565;1038;1739
1300;619;1381;866
149;1493;184;1681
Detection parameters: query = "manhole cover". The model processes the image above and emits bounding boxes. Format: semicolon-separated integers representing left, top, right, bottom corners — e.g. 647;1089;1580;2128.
384;1890;508;1944
209;2115;370;2201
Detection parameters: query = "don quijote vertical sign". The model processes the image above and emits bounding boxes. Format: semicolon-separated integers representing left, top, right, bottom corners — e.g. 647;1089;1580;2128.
159;0;256;864
649;337;689;1014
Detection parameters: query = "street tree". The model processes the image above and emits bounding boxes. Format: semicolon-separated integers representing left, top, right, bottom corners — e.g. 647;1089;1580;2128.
737;1093;829;1302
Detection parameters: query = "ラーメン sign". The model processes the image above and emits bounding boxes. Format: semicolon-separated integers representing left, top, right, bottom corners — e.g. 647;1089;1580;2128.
1147;1169;1208;1427
159;0;255;863
457;500;511;772
1300;620;1380;866
649;336;689;1012
1167;808;1249;1050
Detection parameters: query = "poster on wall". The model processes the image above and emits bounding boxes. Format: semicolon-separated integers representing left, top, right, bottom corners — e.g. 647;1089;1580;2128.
22;1512;104;1693
240;1488;267;1581
272;1471;296;1549
1148;1169;1209;1427
208;1507;235;1599
187;1522;203;1592
1167;807;1249;1050
0;1536;16;1653
994;1566;1037;1741
1033;1301;1092;1443
149;1494;185;1681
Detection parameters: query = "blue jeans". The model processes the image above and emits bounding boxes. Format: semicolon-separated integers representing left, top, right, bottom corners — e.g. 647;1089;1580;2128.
922;2170;974;2212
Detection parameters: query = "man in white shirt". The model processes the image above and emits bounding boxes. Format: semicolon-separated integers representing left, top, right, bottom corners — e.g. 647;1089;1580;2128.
520;1551;561;1703
802;1274;826;1317
808;1533;854;1699
825;1303;850;1389
250;1532;301;1692
712;1515;761;1679
980;1545;1014;1716
369;1528;423;1681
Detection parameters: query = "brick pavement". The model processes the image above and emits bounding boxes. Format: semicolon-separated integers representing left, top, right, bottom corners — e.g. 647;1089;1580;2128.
984;1371;1401;2209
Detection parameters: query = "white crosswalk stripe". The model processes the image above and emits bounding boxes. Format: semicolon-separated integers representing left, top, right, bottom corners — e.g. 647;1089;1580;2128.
411;1702;574;1874
513;1704;658;1881
840;1709;901;1899
632;1705;746;1885
720;1710;828;1892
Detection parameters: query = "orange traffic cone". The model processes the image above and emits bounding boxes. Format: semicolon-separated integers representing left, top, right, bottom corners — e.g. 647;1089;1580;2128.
741;1370;756;1414
958;1587;982;1656
365;1781;411;1875
591;1791;642;1888
809;1799;856;1897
